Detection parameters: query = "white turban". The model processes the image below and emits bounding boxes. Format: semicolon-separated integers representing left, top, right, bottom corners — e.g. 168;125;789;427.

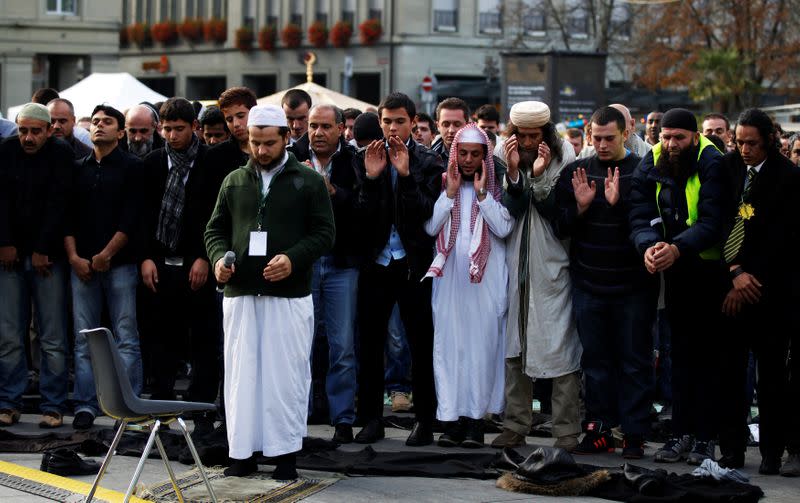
510;101;550;128
247;104;288;127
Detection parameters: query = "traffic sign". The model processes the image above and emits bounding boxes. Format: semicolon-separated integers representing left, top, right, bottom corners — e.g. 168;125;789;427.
421;75;433;92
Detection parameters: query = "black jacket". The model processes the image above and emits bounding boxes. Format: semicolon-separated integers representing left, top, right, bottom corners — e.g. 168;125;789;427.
205;137;250;190
629;142;728;260
68;146;144;266
141;143;218;265
355;138;445;278
721;150;800;305
0;136;73;258
288;134;365;268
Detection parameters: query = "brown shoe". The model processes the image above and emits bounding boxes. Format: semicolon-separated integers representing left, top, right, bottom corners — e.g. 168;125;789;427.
491;428;527;448
39;411;63;429
390;391;412;413
0;409;21;427
554;433;580;453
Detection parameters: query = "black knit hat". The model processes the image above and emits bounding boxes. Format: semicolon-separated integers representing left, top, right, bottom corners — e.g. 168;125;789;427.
661;108;697;132
352;112;383;143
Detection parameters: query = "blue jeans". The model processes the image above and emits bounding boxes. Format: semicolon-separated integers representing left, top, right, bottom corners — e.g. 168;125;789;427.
311;256;358;425
71;264;143;416
0;257;68;412
384;303;411;394
572;286;657;435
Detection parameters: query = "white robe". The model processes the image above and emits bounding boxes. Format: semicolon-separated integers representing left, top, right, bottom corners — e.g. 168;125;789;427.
425;185;514;421
223;294;314;459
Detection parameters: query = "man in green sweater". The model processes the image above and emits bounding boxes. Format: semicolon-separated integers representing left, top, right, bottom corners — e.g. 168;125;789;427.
205;104;335;480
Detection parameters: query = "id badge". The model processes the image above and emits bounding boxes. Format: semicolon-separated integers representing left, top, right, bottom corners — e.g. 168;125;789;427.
249;231;268;256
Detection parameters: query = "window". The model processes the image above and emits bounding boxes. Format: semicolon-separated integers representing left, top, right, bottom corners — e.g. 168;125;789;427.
315;0;328;25
123;0;130;24
610;5;631;39
170;0;178;19
522;0;545;34
146;0;154;24
433;0;457;32
566;0;588;37
47;0;77;15
341;0;355;24
243;0;255;29
185;0;194;18
211;0;225;19
136;0;144;22
266;0;278;26
290;0;303;26
160;0;168;21
368;0;381;22
478;0;501;34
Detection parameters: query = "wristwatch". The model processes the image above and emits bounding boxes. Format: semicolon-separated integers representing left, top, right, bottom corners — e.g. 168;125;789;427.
478;187;487;197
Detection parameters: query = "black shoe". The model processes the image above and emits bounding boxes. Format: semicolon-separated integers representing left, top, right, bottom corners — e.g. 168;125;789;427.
191;416;215;441
759;456;781;475
272;453;298;480
460;419;484;449
224;456;258;477
718;453;745;469
40;448;101;476
406;420;434;447
437;421;466;447
72;411;95;430
333;423;353;444
622;434;645;459
354;419;384;444
574;421;614;455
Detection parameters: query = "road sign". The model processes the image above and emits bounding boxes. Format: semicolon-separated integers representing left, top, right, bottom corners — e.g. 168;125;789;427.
421;75;433;92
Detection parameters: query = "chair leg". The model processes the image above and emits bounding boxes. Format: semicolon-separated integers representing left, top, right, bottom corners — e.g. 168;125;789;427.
176;417;218;503
123;419;161;503
154;433;185;503
85;419;128;503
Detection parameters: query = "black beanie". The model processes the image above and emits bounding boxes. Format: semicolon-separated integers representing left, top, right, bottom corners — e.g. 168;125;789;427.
661;108;697;132
352;112;383;143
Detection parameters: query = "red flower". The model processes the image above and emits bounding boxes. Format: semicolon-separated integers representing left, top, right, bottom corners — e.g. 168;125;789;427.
259;25;277;51
282;23;302;48
151;21;178;44
330;21;353;48
127;23;152;47
308;21;328;48
235;27;253;51
359;18;382;45
204;18;227;44
177;18;204;42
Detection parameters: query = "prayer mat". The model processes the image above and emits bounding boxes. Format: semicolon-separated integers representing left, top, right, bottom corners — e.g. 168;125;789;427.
136;466;338;503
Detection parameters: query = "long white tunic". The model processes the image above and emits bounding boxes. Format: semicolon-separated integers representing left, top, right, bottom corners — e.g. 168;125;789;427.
501;138;583;379
223;294;314;459
425;185;514;421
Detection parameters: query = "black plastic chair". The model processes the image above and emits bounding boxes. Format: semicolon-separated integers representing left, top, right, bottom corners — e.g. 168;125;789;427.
82;327;218;503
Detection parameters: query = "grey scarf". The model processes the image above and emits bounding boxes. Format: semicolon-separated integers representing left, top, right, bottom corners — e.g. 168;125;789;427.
156;135;200;251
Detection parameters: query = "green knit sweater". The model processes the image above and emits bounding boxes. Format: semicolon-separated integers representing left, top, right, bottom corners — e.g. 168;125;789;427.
205;153;335;298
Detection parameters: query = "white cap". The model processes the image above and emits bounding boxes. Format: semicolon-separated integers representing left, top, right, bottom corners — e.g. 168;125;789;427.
458;127;487;145
510;101;550;128
247;104;288;128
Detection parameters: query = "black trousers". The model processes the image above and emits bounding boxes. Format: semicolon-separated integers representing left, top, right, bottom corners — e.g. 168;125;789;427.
664;260;725;441
139;260;220;406
357;258;435;422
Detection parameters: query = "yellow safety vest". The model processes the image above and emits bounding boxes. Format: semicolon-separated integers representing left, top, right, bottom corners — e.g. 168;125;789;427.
652;135;721;260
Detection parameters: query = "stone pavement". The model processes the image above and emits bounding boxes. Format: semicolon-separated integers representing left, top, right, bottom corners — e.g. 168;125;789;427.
0;413;797;502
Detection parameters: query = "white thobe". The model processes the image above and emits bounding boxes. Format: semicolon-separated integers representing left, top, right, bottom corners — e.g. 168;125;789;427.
425;185;514;421
223;295;314;459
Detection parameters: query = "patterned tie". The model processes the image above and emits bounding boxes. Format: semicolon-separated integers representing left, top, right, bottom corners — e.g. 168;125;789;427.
723;167;757;263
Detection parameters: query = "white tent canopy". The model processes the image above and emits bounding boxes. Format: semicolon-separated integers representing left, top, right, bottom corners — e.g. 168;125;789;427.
7;72;167;120
257;82;376;111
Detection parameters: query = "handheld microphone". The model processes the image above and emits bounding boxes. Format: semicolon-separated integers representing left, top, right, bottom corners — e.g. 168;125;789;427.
216;251;236;293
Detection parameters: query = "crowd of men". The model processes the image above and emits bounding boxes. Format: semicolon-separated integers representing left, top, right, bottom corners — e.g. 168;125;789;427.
0;84;798;481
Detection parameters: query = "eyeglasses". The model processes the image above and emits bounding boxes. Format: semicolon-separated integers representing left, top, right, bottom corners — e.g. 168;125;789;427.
127;128;152;135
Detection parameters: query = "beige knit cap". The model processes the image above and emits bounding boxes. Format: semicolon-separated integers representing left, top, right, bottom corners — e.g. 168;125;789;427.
509;101;550;128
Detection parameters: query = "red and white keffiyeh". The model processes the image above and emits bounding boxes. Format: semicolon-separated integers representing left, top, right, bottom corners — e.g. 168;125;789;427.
425;124;501;283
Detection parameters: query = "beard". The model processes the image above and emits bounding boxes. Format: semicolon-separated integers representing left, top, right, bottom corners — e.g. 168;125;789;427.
656;143;699;182
128;136;154;158
518;148;538;174
252;152;285;172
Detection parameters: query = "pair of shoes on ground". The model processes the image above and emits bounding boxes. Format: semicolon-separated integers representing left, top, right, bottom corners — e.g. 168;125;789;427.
654;435;716;465
572;421;645;459
0;409;21;427
490;429;527;449
223;453;298;480
437;418;484;448
332;423;353;444
72;411;96;430
0;409;64;429
390;391;413;413
353;418;434;446
759;452;800;476
40;448;101;476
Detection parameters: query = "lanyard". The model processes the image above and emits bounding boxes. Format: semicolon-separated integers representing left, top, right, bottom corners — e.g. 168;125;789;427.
255;164;285;231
